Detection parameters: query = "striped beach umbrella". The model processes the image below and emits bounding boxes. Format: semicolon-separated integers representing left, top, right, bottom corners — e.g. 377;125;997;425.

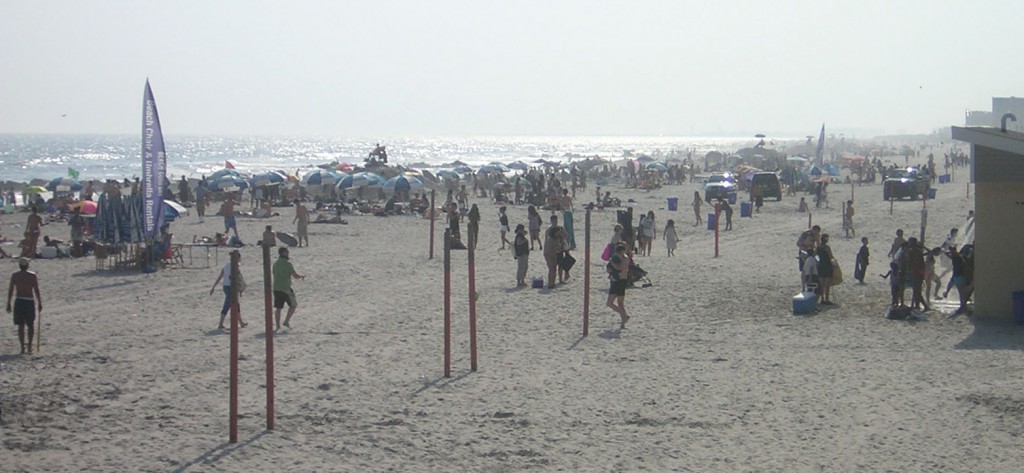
382;175;424;194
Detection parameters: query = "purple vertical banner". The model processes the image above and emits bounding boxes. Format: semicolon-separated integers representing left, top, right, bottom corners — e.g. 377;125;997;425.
142;79;166;239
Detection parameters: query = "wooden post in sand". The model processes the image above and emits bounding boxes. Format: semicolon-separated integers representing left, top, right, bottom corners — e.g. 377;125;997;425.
443;229;451;378
260;226;276;431
467;242;478;372
228;250;240;443
36;307;41;353
714;203;720;257
807;212;812;230
582;209;591;336
429;190;436;260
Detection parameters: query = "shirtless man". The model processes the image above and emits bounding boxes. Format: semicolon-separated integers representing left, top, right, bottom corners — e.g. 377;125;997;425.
7;258;43;354
293;200;310;247
559;188;576;250
221;194;239;239
23;206;44;258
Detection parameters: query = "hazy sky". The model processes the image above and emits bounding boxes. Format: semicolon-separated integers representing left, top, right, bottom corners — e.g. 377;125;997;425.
2;0;1021;137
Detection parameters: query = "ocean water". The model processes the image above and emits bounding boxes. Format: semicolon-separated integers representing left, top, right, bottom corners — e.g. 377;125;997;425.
0;134;765;184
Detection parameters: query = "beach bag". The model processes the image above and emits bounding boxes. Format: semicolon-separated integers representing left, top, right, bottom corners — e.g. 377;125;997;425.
237;274;247;294
831;259;843;285
601;243;613;261
558;252;576;271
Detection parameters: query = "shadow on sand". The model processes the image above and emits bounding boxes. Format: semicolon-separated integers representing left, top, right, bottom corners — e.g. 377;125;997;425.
171;431;269;473
954;316;1024;351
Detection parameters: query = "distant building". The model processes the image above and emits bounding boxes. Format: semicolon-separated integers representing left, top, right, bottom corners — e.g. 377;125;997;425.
965;110;993;127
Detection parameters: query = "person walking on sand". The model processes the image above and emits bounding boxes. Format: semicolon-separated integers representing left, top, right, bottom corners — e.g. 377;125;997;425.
543;215;568;289
209;256;247;330
527;205;543;250
498;206;510;250
467;204;481;250
664;219;679;257
559;189;576;250
639;210;656;256
7;258;42;354
293;200;310;247
22;206;44;258
513;224;530;287
606;243;631;329
195;184;207;220
221;194;240;240
691;191;703;226
854;237;869;284
273;246;306;330
843;200;855;238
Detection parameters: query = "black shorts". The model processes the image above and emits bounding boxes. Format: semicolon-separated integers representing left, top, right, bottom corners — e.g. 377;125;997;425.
609;279;628;296
13;298;36;326
273;290;296;309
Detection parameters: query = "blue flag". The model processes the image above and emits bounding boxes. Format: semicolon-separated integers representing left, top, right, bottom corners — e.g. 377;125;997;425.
142;80;166;239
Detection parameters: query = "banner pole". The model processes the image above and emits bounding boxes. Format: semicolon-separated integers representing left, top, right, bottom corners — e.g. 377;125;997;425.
583;209;591;336
429;190;436;260
468;242;477;372
228;250;240;444
261;226;276;431
443;229;451;378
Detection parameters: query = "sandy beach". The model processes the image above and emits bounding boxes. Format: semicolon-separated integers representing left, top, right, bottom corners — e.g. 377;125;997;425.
2;163;1023;472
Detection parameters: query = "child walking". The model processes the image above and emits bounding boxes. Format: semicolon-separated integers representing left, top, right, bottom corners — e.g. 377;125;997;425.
663;219;679;257
881;261;905;306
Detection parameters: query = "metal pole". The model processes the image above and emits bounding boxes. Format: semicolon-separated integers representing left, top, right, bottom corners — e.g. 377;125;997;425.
714;203;720;257
443;229;451;378
467;241;477;372
228;250;240;443
429;190;436;260
261;226;276;431
583;209;591;336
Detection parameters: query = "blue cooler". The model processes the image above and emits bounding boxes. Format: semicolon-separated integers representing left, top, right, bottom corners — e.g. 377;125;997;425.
740;202;753;217
532;277;545;289
927;188;937;199
707;213;717;230
793;291;817;315
940;174;951;184
667;196;678;211
728;193;737;204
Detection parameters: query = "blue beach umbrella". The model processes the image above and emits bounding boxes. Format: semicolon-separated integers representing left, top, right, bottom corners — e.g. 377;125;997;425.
209;168;242;182
302;169;341;186
645;162;668;172
452;165;473;174
507;161;530;171
382;175;424;194
46;176;83;192
477;163;509;174
207;175;249;192
250;171;286;187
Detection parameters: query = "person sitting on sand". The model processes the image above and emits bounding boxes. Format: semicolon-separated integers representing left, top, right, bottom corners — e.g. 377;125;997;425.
313;213;348;224
42;236;64;248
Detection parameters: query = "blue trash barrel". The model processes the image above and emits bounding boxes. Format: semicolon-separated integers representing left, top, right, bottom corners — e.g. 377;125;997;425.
740;202;753;217
728;193;737;204
707;213;717;230
927;188;937;199
667;196;678;211
1013;291;1024;326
